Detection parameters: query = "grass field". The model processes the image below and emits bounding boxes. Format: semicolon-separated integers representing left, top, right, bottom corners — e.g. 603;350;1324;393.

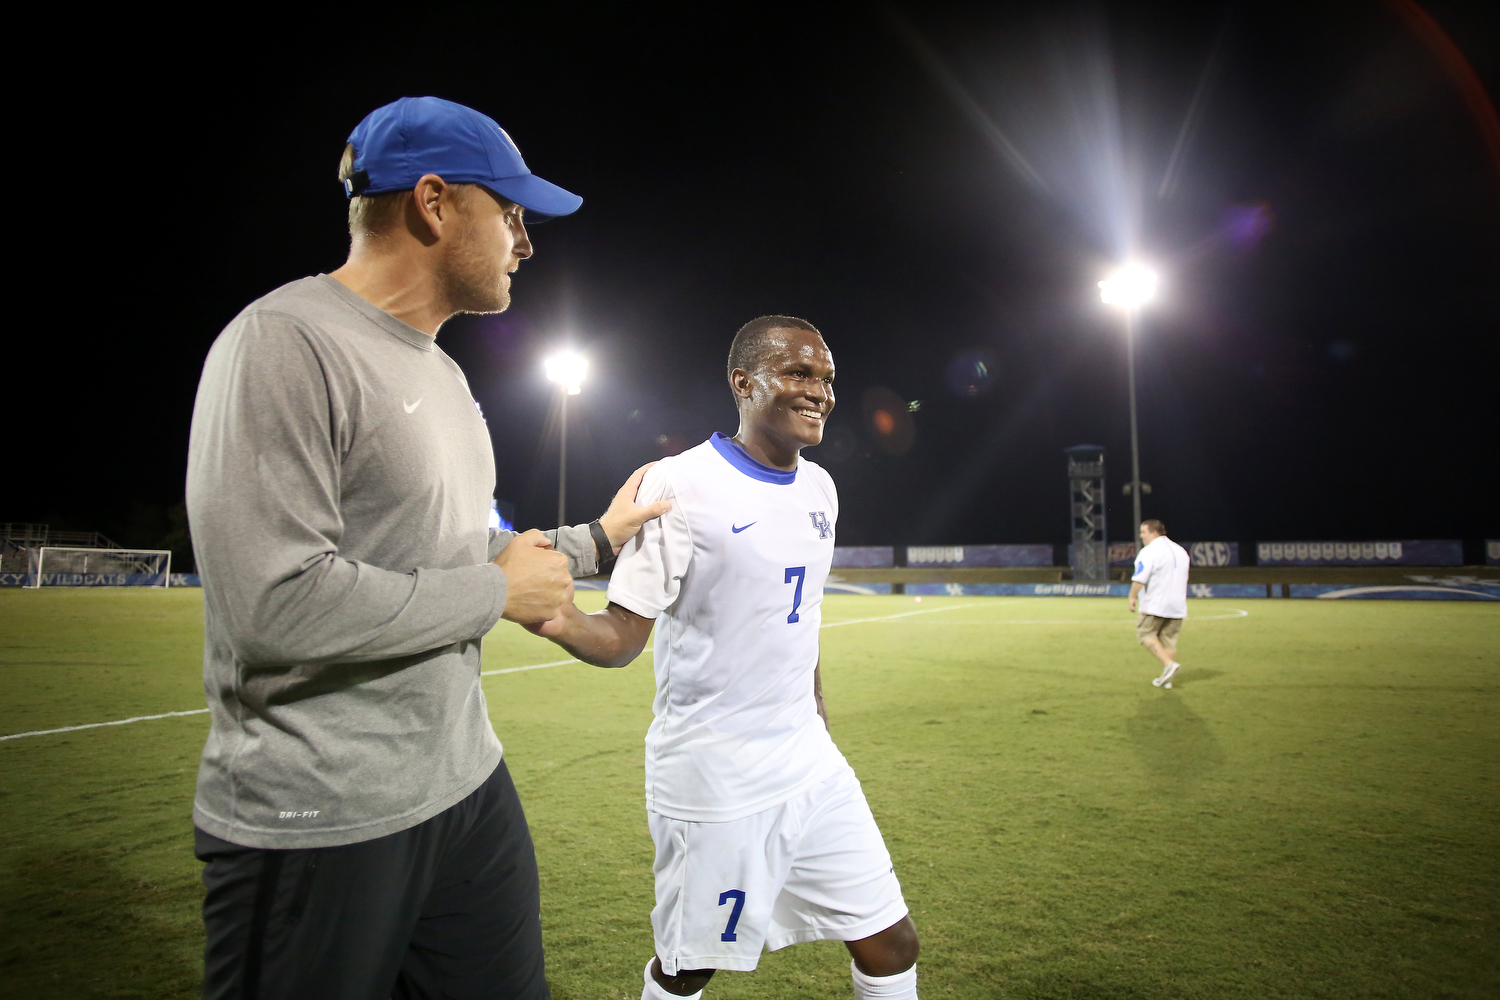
1;588;1497;999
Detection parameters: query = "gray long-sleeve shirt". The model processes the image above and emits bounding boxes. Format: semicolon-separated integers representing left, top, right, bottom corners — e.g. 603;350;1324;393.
186;274;597;849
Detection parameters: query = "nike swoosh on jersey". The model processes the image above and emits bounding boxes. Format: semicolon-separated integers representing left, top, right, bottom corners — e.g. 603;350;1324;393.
403;398;423;414
731;522;757;533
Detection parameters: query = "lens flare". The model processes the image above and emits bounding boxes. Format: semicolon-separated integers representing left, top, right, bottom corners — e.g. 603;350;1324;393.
862;386;915;456
945;350;995;397
1222;203;1273;247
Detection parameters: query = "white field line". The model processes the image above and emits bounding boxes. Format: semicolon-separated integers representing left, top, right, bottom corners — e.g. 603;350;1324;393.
2;602;985;742
819;602;984;628
481;657;582;676
0;708;210;742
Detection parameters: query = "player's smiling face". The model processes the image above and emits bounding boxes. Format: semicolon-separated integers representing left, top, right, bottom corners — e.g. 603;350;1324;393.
733;328;835;465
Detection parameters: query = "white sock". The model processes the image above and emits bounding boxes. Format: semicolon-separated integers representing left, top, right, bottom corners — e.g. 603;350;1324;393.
851;960;918;999
642;958;703;1000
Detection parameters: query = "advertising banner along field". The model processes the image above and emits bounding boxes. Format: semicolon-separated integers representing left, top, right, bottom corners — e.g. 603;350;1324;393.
825;580;1499;601
0;572;201;587
1256;540;1461;567
1110;542;1240;566
831;547;896;568
905;545;1054;567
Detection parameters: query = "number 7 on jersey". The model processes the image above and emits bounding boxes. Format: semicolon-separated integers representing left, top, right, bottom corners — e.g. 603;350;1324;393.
784;566;806;623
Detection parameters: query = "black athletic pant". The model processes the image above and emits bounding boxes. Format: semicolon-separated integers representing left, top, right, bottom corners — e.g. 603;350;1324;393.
196;760;549;1000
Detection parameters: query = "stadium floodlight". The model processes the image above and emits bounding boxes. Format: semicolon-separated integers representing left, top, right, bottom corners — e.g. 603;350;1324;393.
1098;263;1159;551
1098;264;1158;309
544;351;588;395
544;351;588;525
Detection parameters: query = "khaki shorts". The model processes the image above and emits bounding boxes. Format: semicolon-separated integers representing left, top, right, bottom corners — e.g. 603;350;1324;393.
1137;614;1183;647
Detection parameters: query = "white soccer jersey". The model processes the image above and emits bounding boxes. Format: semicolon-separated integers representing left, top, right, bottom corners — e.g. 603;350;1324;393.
607;433;847;823
1132;535;1191;619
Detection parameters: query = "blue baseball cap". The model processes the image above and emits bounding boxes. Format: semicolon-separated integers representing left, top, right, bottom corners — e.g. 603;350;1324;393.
344;96;582;219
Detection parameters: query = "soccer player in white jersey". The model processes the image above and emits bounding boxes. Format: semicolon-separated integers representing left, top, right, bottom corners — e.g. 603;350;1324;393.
533;316;921;1000
1128;518;1192;688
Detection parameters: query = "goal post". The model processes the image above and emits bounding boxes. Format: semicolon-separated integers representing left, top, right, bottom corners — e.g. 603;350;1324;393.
25;547;172;589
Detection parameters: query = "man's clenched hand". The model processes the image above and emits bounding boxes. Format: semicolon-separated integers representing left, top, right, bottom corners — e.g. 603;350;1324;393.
495;529;573;624
598;463;672;553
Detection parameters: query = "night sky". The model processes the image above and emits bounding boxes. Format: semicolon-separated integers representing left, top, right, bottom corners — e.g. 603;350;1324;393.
19;1;1499;562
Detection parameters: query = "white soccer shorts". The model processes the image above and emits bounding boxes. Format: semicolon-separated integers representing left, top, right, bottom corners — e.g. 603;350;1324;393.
648;766;909;975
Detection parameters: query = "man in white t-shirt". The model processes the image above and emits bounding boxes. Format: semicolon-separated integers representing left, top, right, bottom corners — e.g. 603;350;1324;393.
1128;519;1191;688
533;316;921;1000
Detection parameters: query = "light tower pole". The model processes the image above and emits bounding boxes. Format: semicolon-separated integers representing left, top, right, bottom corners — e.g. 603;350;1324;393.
558;389;568;527
1099;265;1157;555
1125;308;1142;542
544;351;588;527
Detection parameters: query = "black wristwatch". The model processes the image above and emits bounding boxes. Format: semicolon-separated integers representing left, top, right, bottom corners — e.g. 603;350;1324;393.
589;520;617;575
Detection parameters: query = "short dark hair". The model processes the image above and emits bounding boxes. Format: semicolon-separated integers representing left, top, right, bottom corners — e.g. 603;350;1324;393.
1142;519;1166;536
726;315;822;380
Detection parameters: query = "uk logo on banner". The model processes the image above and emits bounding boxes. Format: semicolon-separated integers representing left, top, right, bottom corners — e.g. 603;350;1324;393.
809;512;832;539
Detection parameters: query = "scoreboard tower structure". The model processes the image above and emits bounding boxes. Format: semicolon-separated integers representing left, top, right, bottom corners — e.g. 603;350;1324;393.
1065;445;1109;582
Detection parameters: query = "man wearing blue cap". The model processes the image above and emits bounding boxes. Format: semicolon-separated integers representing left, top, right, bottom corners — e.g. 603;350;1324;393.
186;97;665;999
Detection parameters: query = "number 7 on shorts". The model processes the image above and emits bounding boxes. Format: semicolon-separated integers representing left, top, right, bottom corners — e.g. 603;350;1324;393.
718;889;746;941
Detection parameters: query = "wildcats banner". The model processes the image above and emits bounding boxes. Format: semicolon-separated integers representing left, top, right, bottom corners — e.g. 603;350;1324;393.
1257;540;1461;567
0;572;201;587
906;545;1054;567
0;572;168;587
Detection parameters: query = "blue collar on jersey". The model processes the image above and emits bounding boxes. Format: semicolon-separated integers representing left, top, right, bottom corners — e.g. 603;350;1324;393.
709;432;798;484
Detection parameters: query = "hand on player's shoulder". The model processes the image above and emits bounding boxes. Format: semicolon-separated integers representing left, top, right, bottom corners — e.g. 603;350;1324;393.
601;463;675;552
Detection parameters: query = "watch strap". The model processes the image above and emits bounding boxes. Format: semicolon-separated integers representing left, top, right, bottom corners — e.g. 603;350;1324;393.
589;520;616;576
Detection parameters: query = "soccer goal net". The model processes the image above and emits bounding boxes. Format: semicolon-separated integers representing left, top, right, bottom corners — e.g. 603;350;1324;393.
25;547;172;588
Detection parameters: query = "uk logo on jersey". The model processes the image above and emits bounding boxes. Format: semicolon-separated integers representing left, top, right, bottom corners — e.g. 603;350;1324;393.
809;511;832;539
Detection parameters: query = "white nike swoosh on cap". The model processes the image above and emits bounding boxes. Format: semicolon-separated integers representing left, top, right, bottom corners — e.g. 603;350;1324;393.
404;398;423;413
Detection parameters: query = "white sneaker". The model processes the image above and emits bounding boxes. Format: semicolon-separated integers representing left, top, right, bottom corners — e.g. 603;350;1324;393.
1152;662;1180;688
